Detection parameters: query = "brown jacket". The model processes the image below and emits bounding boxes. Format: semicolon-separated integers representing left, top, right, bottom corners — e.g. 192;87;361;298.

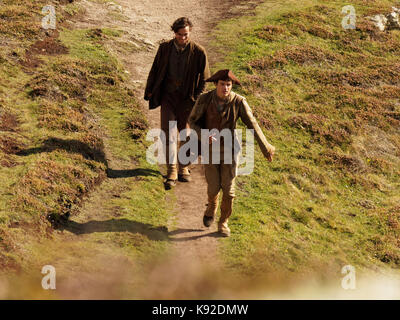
188;90;275;158
144;39;210;109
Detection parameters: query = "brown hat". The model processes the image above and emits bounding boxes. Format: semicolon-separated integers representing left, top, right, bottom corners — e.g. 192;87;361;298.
205;69;241;86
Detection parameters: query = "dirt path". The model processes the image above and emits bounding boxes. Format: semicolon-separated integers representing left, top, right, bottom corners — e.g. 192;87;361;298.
73;0;226;274
9;0;261;299
72;0;226;296
72;0;254;259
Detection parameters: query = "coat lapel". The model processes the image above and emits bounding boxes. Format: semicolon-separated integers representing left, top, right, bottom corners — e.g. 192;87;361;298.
182;42;195;96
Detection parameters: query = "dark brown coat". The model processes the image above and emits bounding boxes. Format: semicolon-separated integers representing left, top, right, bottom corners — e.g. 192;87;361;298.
144;39;210;109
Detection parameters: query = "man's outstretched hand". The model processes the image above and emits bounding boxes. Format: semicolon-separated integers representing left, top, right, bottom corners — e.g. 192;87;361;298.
266;146;275;162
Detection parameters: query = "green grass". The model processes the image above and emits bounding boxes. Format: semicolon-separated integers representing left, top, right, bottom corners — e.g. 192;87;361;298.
2;0;400;285
212;0;400;277
0;1;169;274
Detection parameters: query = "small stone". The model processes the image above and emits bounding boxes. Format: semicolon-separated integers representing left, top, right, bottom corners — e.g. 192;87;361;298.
387;11;400;30
366;8;400;31
143;39;154;46
127;40;140;49
367;14;387;31
106;2;123;13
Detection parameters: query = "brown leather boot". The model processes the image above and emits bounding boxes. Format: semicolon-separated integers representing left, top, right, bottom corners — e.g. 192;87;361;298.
164;164;177;190
203;194;219;227
218;196;234;237
178;167;191;182
164;179;176;190
218;220;230;237
166;164;178;181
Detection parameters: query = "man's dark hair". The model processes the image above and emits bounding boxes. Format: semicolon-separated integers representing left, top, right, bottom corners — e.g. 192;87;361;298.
171;17;193;33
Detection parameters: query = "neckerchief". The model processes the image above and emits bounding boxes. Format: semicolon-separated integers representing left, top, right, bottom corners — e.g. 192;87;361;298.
173;39;190;53
212;90;233;113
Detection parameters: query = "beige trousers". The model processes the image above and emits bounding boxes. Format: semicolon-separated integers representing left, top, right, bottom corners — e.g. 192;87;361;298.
204;158;237;224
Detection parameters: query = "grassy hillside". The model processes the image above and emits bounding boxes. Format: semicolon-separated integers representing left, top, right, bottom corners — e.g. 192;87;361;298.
212;0;400;277
0;0;169;273
1;0;400;287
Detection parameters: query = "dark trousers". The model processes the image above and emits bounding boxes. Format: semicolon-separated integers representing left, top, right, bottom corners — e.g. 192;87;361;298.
160;91;194;180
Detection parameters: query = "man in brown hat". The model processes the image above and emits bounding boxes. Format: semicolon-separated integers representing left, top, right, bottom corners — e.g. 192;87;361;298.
188;69;275;237
145;17;210;189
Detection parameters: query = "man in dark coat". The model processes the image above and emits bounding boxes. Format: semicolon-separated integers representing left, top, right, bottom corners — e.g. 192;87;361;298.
144;17;210;189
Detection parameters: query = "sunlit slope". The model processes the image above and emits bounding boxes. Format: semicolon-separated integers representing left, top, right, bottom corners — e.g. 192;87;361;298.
0;0;168;272
212;0;400;275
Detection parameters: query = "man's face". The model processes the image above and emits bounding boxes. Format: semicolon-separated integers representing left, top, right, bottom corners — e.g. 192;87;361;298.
216;80;233;99
175;26;191;46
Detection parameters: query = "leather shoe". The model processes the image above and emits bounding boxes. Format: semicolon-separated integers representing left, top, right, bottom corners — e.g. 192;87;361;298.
203;215;214;227
178;173;192;182
164;179;176;190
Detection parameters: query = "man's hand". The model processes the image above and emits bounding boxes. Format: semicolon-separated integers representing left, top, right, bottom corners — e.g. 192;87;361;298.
208;132;217;144
266;146;275;162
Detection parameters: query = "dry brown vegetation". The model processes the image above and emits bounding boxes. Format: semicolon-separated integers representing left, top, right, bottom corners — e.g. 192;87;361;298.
214;0;400;275
0;0;150;273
